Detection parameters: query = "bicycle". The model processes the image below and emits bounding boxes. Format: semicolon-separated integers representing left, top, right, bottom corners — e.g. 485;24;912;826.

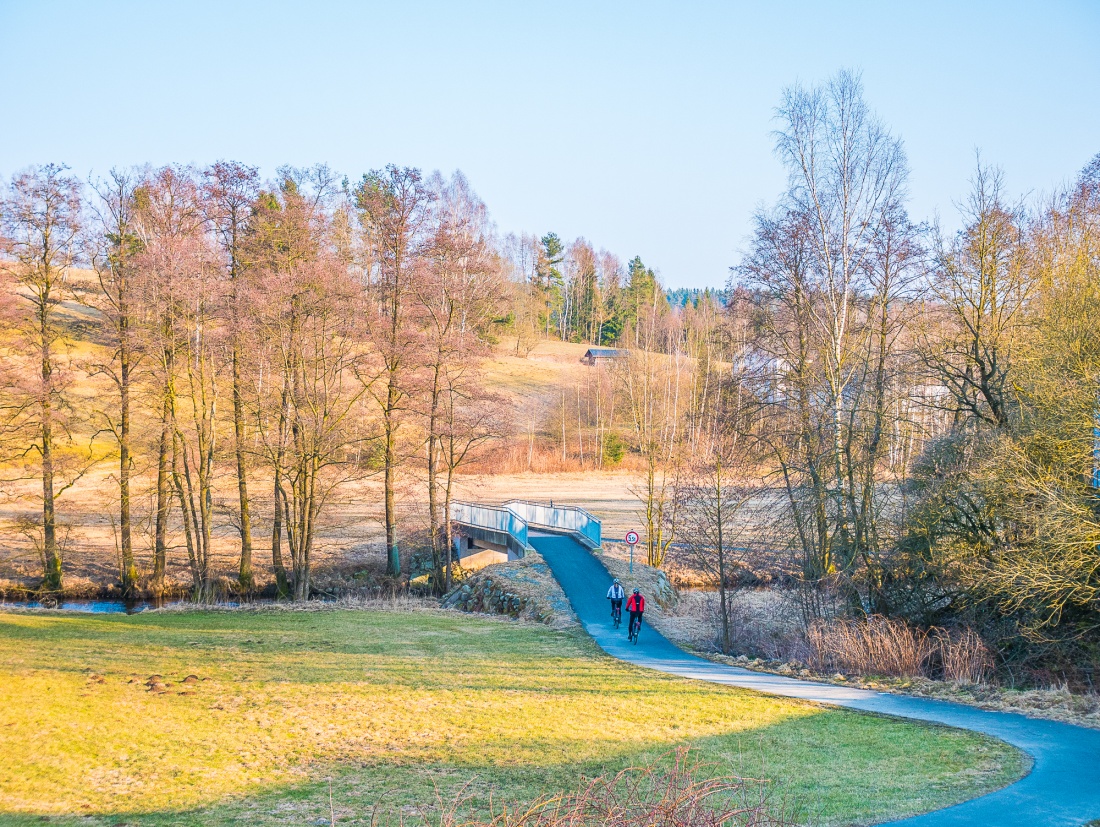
611;603;622;629
629;614;642;644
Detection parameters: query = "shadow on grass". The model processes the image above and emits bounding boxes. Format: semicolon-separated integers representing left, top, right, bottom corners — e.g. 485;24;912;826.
0;711;1028;827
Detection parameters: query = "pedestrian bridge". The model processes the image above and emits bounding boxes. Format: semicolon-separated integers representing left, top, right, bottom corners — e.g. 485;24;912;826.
449;499;601;567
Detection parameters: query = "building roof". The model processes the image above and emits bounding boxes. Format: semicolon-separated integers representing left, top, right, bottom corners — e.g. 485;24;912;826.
582;348;625;358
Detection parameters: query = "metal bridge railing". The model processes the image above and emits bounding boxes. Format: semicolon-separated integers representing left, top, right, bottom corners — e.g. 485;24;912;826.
449;499;603;552
503;499;602;549
449;501;530;550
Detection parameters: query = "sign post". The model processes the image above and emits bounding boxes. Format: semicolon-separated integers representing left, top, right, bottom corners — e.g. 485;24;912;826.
625;531;639;574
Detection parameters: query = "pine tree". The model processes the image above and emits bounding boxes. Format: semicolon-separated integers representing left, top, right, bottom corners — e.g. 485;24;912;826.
537;232;565;337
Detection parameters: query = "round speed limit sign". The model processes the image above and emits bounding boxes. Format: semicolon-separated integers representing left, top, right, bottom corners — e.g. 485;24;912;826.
625;531;639;545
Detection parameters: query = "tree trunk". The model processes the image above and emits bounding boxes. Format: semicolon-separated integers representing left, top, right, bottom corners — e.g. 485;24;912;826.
40;419;61;590
291;467;318;602
271;479;289;597
119;326;136;594
444;446;458;593
227;216;254;591
291;484;309;601
271;376;291;597
39;318;61;591
561;387;567;462
384;374;400;577
153;385;171;593
200;432;214;601
233;347;254;590
427;365;443;590
171;433;200;599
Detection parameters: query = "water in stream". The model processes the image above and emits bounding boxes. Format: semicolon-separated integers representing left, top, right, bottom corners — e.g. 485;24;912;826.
0;597;268;614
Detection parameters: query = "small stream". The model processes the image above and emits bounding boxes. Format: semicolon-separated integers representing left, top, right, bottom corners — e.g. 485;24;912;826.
0;597;273;614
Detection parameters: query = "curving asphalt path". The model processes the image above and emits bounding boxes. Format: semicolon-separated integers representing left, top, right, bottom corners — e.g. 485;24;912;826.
529;532;1100;826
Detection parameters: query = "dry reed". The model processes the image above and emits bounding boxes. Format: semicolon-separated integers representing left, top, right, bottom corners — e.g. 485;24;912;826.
934;626;995;683
807;616;992;682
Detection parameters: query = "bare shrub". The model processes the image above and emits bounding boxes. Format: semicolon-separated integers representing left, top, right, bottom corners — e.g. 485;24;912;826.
723;592;808;662
415;748;794;827
807;616;934;678
660;588;810;662
808;616;993;682
934;627;994;684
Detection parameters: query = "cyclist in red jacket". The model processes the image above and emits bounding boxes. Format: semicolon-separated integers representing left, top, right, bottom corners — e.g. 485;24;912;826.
626;588;645;641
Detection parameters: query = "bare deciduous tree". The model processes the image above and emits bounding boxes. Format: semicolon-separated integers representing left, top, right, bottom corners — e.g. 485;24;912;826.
251;256;370;600
440;377;508;591
921;160;1028;431
501;232;542;357
1;164;85;591
356;165;434;578
738;70;917;617
203;160;262;589
621;308;685;568
133;165;213;598
419;171;502;588
87;169;144;594
245;167;372;600
679;401;757;653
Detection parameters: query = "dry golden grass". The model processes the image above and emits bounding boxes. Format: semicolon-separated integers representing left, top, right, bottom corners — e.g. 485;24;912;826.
477;338;593;401
0;466;652;595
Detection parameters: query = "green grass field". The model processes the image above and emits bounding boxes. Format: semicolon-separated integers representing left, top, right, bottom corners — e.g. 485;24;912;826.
0;608;1026;826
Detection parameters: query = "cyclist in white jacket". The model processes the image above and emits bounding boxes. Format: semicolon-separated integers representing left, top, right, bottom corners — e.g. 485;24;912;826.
607;579;625;621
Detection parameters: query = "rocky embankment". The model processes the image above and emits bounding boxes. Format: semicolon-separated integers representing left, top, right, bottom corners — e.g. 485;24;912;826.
441;578;539;618
440;551;577;629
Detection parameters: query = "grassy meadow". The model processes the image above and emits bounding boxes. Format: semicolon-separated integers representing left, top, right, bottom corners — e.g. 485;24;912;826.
0;608;1026;826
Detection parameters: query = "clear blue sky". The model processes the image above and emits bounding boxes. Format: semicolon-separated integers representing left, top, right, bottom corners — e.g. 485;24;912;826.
2;1;1098;288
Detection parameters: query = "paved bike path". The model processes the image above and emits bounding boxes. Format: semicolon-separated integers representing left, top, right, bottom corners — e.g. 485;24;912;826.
529;533;1100;826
